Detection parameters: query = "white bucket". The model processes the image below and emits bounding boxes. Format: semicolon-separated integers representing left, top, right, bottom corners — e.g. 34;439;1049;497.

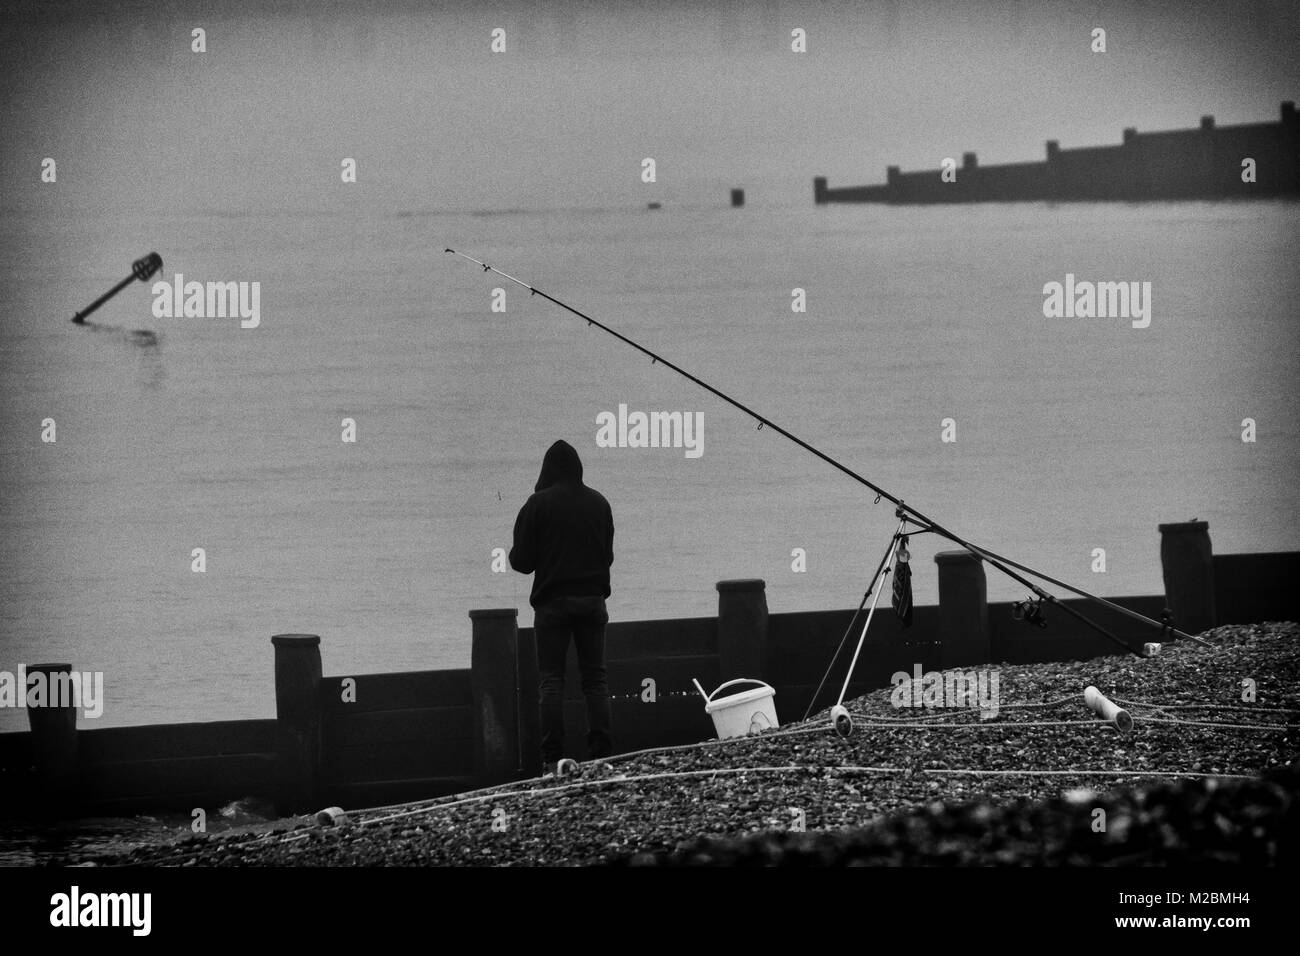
696;678;779;739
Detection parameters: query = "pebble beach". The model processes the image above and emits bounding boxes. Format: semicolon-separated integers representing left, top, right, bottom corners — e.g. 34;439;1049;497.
66;622;1297;867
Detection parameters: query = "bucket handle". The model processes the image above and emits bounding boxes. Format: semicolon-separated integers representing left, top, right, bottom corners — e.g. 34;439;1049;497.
693;677;775;704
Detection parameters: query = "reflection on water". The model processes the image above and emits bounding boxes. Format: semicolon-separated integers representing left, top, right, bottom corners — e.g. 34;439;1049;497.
78;320;166;389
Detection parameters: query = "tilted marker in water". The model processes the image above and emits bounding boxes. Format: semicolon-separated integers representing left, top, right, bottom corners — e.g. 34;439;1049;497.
446;250;1212;722
72;252;163;324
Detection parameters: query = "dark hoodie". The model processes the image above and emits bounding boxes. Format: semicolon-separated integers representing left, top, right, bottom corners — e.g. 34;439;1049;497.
509;440;614;608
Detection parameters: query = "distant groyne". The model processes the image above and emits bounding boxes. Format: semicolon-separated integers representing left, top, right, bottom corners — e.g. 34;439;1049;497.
815;102;1299;204
1;522;1296;821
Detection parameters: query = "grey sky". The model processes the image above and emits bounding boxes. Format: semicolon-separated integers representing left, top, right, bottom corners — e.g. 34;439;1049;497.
2;0;1297;214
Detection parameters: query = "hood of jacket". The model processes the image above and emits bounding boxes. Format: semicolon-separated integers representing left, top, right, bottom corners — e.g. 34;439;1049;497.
534;439;584;492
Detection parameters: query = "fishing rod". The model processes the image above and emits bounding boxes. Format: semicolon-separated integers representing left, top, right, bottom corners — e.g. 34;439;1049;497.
899;512;1166;657
446;249;1211;653
72;252;163;324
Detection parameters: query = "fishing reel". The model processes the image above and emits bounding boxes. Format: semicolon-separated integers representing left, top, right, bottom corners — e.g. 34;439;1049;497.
1010;596;1048;628
830;704;854;738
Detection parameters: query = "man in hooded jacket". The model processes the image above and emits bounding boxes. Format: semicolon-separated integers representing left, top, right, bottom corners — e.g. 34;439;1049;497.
510;440;615;772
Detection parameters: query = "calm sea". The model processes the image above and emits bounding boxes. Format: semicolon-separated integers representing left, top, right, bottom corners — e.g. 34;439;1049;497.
1;199;1297;734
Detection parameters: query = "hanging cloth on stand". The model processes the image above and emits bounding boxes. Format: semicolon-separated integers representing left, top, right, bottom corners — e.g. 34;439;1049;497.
892;535;913;627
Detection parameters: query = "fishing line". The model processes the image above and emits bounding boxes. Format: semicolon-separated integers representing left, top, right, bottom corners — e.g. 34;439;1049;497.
446;252;1209;670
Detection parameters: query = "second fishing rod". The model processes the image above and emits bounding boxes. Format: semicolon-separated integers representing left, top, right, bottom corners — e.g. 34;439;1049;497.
446;249;1210;655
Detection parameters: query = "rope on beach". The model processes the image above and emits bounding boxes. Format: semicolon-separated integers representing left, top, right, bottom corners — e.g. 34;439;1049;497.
950;694;1081;711
240;690;1295;851
232;700;1294;853
325;695;1293;828
923;768;1256;779
324;722;837;823
1137;717;1293;731
267;711;1111;835
1111;698;1295;730
846;696;1297;719
270;764;1258;846
304;713;1090;828
316;701;1282;830
365;765;1253;820
847;694;1081;721
845;719;1103;729
1115;700;1187;722
1116;698;1300;715
849;714;1292;732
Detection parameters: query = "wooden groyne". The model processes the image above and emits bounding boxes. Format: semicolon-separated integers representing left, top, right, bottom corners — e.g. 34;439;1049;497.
1;521;1296;820
815;102;1299;204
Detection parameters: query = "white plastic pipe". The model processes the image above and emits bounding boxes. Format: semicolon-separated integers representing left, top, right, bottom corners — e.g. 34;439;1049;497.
315;806;348;827
1084;686;1133;733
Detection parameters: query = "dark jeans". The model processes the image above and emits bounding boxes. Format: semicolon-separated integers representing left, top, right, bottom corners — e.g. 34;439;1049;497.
534;595;612;763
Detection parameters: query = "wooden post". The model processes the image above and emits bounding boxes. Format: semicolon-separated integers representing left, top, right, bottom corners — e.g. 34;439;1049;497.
934;551;990;667
516;619;540;779
730;188;745;207
716;579;768;680
1045;142;1061;199
25;662;79;811
470;608;520;786
1159;520;1216;635
813;177;828;205
271;634;322;815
